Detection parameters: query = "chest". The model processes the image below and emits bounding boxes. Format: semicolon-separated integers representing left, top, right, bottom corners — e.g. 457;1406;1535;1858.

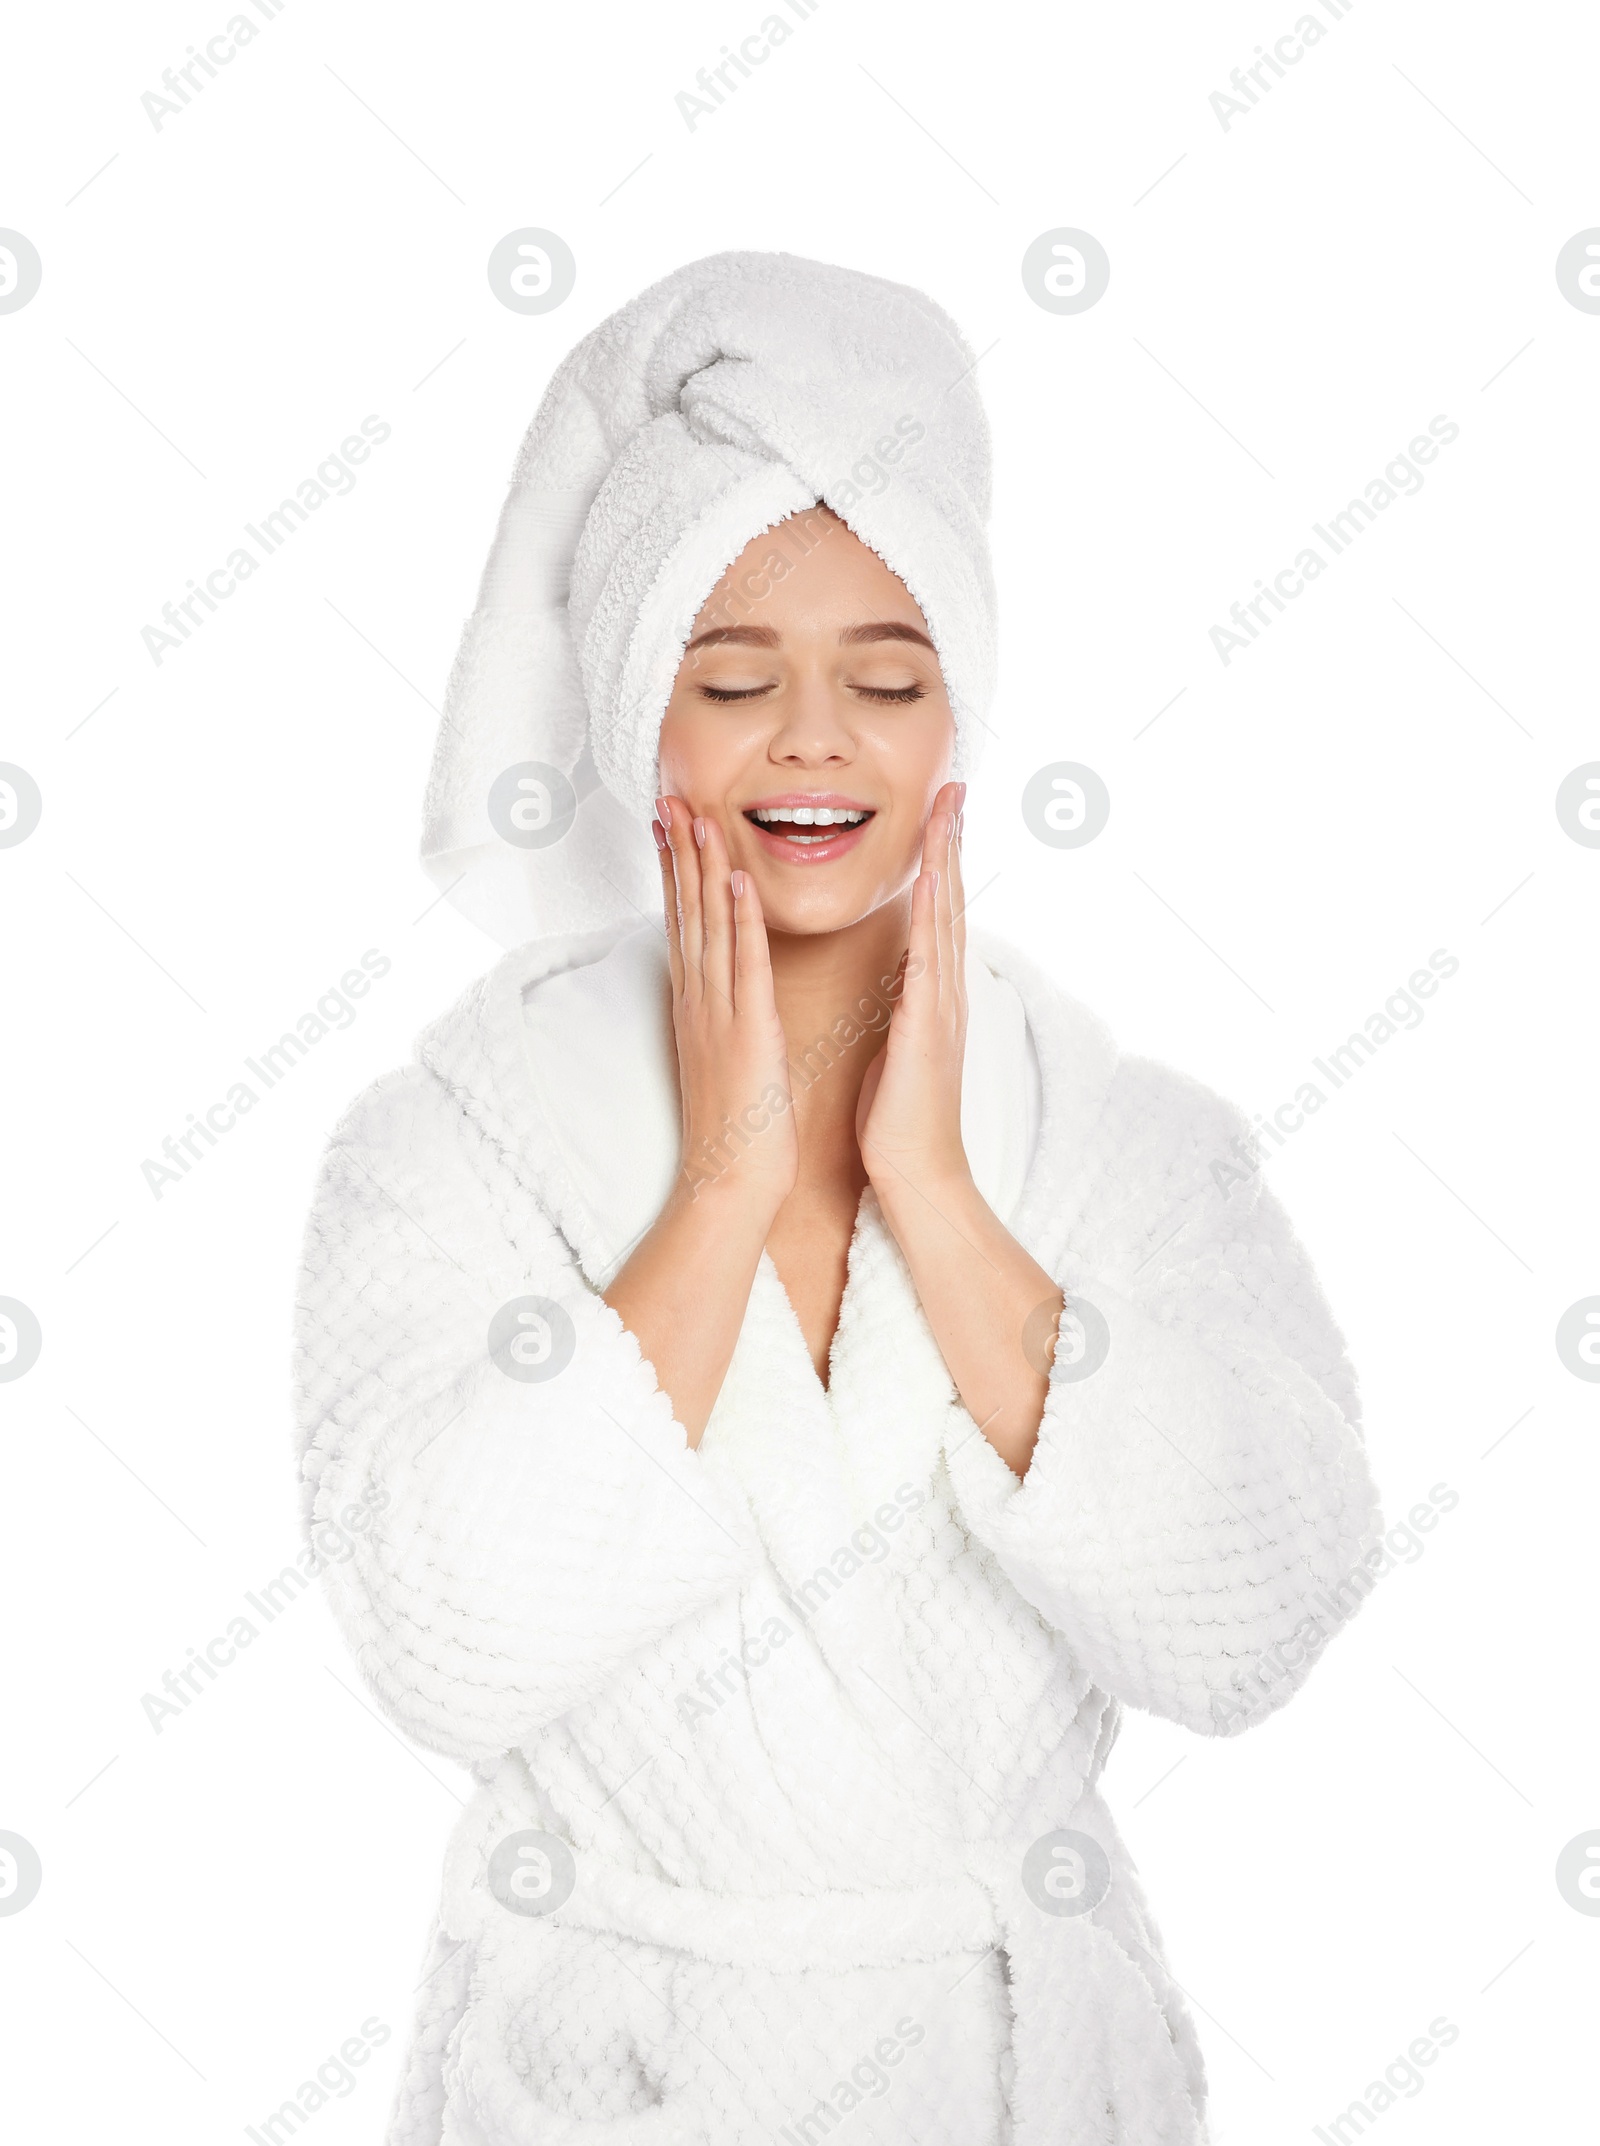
763;1167;872;1387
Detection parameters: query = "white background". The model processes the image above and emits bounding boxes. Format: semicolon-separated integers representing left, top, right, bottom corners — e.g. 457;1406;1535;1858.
2;0;1596;2139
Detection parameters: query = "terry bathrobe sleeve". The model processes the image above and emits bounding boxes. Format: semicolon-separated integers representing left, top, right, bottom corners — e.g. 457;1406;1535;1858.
946;1055;1384;1736
292;1062;756;1769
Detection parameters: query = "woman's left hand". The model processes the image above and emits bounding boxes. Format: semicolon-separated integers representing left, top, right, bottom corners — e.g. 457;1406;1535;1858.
856;780;970;1199
854;777;1060;1477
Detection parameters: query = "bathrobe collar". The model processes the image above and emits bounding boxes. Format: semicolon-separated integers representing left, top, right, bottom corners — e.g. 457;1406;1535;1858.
414;919;1120;1292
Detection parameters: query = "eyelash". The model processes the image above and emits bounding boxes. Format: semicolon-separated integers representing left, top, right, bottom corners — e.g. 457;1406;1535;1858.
697;683;927;704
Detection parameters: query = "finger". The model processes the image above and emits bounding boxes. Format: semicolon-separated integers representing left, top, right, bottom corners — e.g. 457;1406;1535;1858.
939;781;965;965
654;805;685;1000
909;802;943;997
662;794;706;1005
731;863;778;1028
697;813;736;1015
933;790;958;1009
903;858;940;1014
939;780;967;982
920;784;958;1006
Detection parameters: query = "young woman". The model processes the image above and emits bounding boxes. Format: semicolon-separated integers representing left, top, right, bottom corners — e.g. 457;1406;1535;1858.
296;252;1381;2146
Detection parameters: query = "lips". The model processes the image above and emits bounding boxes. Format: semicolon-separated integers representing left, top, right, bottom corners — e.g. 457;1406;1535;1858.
742;794;875;863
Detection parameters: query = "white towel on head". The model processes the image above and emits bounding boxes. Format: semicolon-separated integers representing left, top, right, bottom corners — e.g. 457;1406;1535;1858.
421;249;998;949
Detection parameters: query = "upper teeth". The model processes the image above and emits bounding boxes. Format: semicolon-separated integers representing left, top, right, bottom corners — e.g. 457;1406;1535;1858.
751;806;868;825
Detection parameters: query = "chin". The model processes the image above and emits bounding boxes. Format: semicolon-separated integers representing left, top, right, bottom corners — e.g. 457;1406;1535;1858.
754;873;901;939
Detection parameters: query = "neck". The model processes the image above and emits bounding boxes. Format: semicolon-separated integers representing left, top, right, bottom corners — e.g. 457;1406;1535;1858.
767;896;911;1136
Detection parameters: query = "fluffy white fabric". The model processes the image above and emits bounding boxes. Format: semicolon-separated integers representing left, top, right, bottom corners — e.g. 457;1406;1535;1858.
294;923;1383;2145
421;251;997;949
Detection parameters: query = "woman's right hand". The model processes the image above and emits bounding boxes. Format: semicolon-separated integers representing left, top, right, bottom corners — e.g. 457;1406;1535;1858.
600;800;792;1443
655;797;798;1220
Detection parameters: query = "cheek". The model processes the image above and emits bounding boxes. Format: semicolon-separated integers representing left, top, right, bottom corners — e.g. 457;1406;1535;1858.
660;712;801;828
882;814;931;889
877;722;956;826
655;702;693;781
656;704;734;805
895;697;955;776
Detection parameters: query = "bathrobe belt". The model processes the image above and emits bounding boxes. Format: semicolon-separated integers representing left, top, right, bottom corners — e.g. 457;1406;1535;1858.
551;1850;1003;1973
451;1835;1202;2146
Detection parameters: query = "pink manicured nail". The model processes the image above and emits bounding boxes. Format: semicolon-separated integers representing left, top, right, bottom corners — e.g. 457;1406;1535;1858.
650;817;667;851
929;868;940;894
656;796;670;826
693;816;706;848
957;781;969;806
730;869;746;898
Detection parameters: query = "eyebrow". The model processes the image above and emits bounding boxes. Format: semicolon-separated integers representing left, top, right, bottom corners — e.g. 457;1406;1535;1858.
683;625;779;653
840;622;937;652
683;620;937;655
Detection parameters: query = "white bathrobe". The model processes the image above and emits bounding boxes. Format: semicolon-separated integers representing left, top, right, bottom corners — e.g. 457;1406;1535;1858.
293;921;1382;2146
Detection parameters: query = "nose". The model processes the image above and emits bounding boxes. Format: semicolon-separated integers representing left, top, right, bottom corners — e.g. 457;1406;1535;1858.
766;669;857;769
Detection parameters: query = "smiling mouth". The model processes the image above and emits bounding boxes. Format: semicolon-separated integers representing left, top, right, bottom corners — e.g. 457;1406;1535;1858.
744;805;874;846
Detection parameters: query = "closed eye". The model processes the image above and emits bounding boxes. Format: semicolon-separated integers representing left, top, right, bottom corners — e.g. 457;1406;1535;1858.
696;681;928;704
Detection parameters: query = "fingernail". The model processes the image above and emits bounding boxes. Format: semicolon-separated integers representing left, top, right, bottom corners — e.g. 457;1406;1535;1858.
957;781;969;806
730;869;745;898
650;817;667;851
656;796;670;826
693;816;706;848
929;869;940;894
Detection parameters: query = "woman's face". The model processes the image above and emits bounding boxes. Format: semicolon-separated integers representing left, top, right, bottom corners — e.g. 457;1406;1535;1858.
656;507;956;937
